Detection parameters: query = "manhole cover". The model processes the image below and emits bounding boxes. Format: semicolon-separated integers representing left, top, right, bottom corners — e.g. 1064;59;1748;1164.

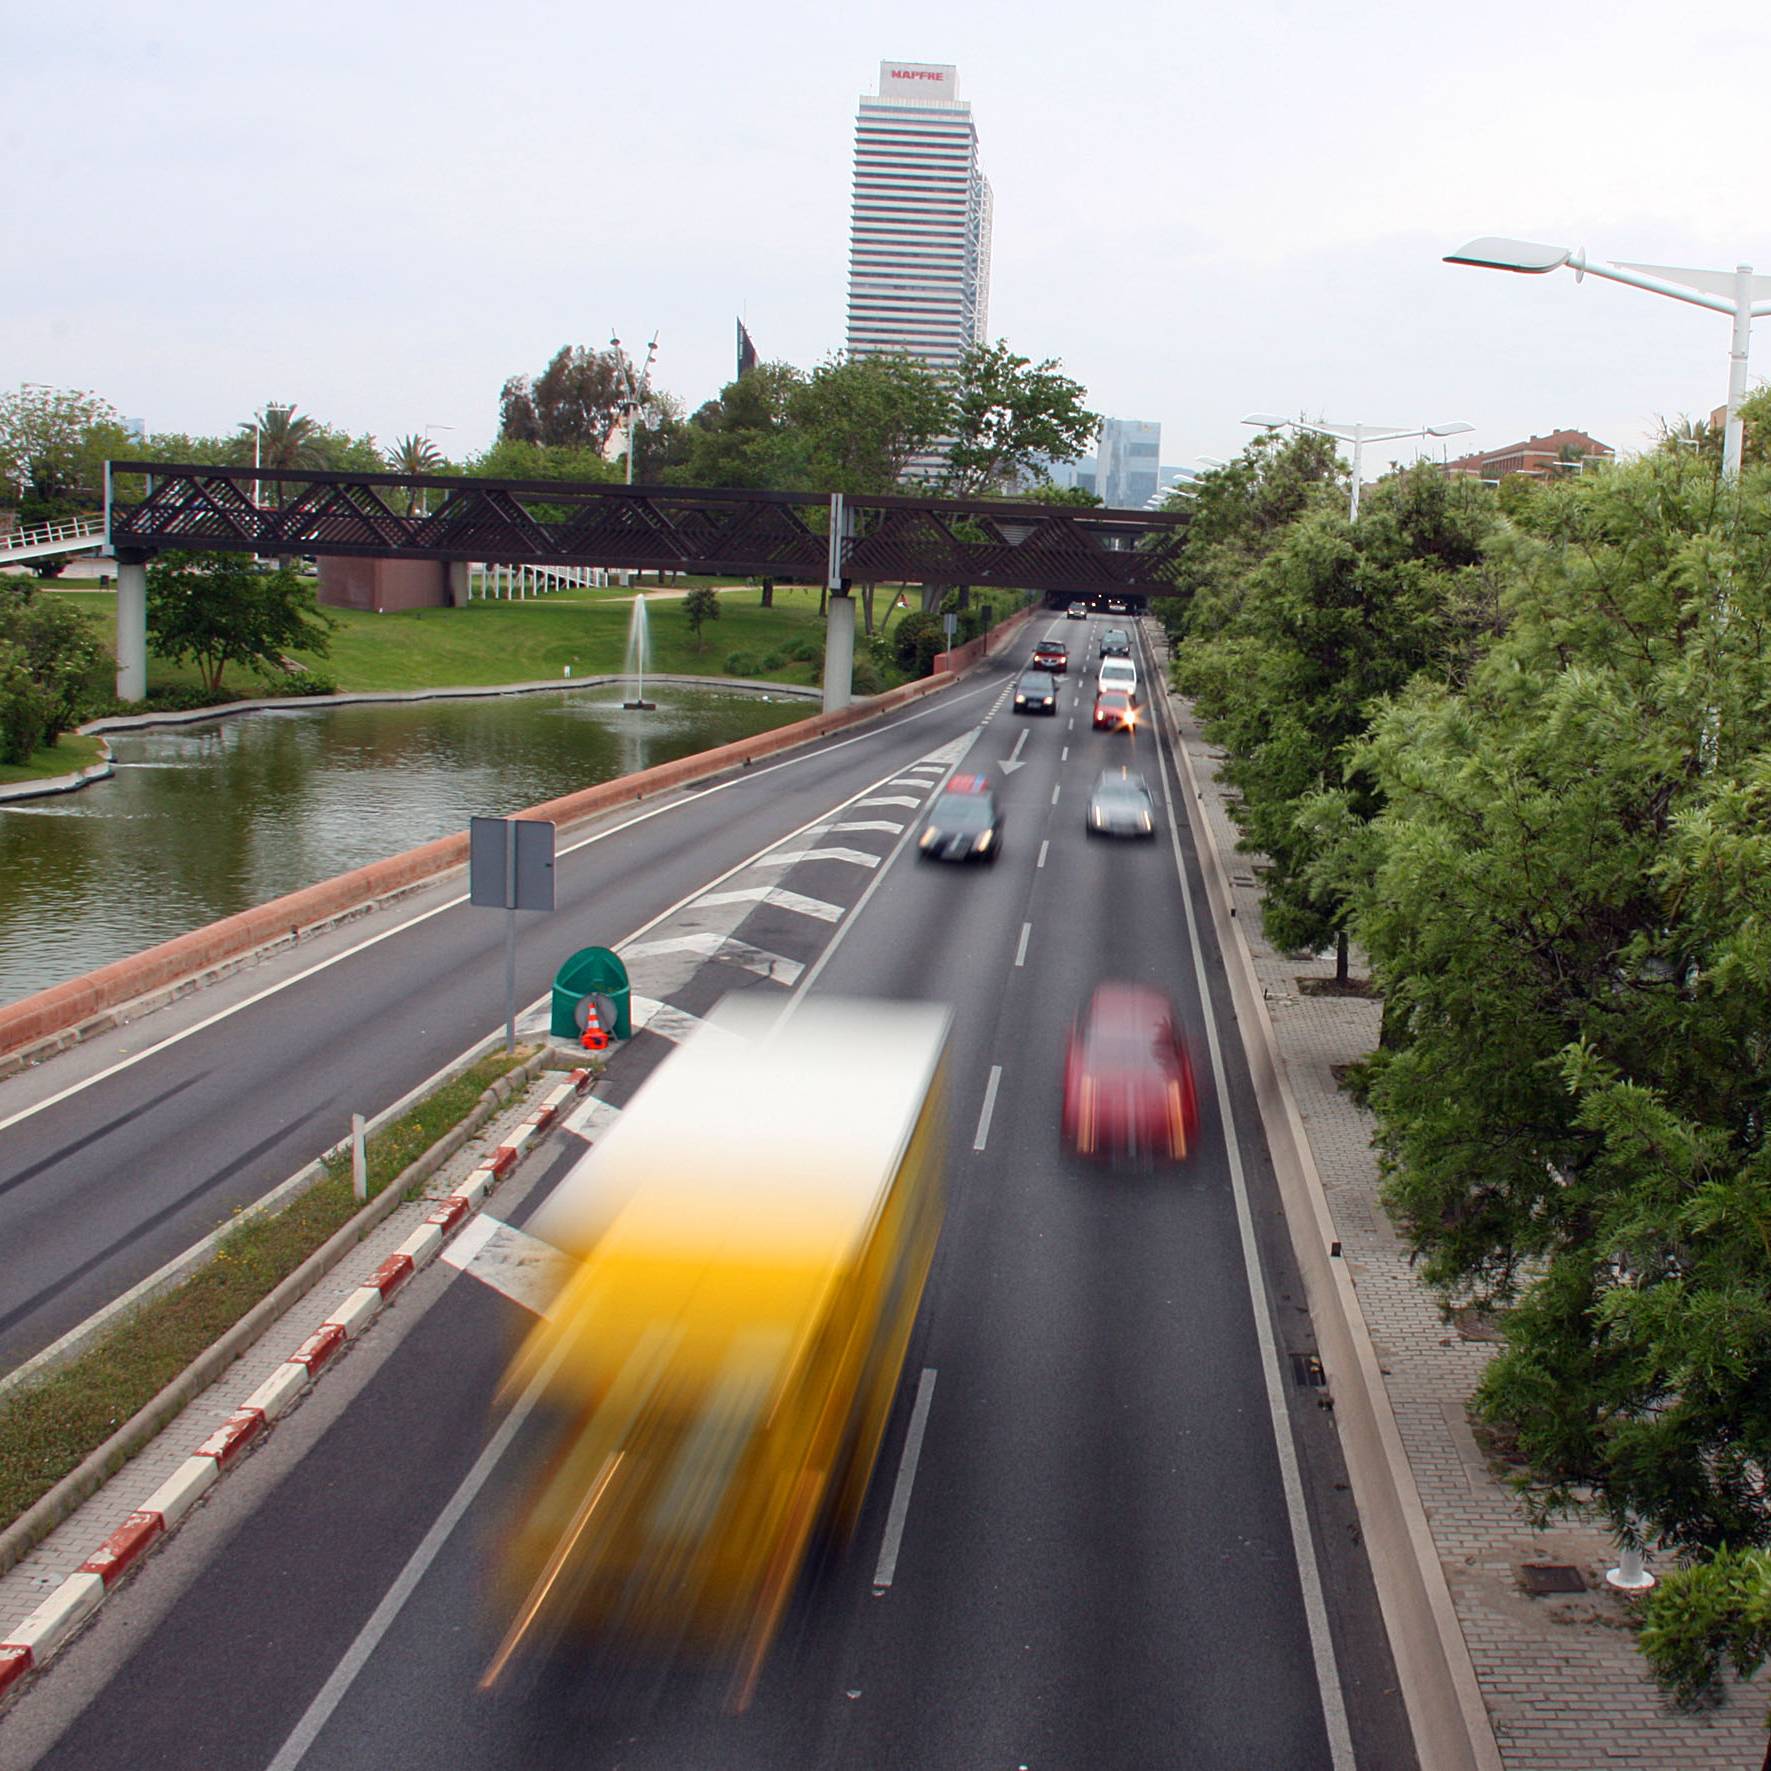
1519;1563;1586;1595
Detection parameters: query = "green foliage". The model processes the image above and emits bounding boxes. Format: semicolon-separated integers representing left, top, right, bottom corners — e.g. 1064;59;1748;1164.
1025;483;1103;507
892;609;943;675
1349;455;1771;1572
668;362;811;490
941;340;1099;496
792;353;950;494
723;650;759;676
500;344;630;451
0;586;109;763
467;436;615;486
850;650;883;696
681;586;721;649
0;383;131;515
1640;1547;1771;1710
145;551;336;693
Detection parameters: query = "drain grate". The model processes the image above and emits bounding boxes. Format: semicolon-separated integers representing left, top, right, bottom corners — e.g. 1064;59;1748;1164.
1289;1352;1327;1388
1519;1563;1586;1595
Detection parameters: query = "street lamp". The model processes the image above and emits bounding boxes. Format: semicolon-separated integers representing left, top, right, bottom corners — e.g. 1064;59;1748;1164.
609;331;659;486
422;423;453;515
1445;237;1771;481
1242;413;1475;520
253;401;292;508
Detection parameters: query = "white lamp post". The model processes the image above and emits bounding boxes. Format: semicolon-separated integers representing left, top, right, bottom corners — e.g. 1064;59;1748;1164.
421;423;453;516
1243;413;1475;520
1445;237;1771;481
609;331;659;486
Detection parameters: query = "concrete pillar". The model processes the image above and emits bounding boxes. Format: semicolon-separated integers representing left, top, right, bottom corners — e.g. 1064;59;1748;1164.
823;591;856;715
447;560;470;607
116;558;148;701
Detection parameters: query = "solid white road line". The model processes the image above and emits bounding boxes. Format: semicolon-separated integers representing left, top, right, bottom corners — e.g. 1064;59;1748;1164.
1014;923;1031;968
263;1343;570;1771
972;1065;1002;1152
1037;840;1049;869
1147;648;1357;1770
872;1367;938;1590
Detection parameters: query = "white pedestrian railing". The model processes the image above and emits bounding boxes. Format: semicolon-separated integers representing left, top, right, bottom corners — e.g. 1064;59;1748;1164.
468;561;620;600
0;513;106;559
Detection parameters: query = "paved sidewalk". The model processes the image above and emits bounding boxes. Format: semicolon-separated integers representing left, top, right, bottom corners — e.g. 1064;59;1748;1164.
1154;624;1768;1768
0;1072;570;1648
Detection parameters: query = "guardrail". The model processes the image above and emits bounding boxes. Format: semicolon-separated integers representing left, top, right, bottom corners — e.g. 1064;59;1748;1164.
0;514;106;561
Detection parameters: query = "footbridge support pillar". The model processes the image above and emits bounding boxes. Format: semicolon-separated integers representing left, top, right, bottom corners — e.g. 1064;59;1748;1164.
115;556;148;701
822;590;855;715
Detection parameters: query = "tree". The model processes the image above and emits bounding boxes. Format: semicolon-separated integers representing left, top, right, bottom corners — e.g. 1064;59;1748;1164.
499;345;630;452
145;551;336;695
1347;454;1771;1571
0;385;132;521
791;353;950;494
681;587;721;650
0;587;109;746
387;434;445;516
941;340;1099;496
668;362;811;491
237;405;328;511
1176;464;1497;980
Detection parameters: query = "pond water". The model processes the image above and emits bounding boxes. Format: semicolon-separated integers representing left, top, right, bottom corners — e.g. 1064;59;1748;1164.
0;684;812;1005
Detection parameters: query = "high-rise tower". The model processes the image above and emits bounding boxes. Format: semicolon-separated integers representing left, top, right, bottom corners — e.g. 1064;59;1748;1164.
845;61;993;372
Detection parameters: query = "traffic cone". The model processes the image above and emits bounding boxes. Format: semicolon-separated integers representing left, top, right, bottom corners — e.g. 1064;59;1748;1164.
580;1005;609;1052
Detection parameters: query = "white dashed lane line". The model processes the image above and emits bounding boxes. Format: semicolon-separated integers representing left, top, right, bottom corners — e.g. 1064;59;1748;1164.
972;1065;1003;1151
1014;923;1031;968
1050;784;1060;806
1038;840;1049;868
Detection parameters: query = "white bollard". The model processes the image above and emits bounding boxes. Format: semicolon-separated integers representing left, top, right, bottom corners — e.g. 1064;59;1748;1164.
351;1112;367;1202
1606;1541;1655;1592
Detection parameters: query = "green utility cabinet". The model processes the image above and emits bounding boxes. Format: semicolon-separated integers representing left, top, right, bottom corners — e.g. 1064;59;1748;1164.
550;946;632;1041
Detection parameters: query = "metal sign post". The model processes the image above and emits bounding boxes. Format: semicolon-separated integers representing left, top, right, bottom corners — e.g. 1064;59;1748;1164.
470;817;557;1052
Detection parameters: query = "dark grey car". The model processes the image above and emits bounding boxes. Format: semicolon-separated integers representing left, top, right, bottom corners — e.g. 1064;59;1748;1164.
1086;768;1156;839
1012;671;1058;715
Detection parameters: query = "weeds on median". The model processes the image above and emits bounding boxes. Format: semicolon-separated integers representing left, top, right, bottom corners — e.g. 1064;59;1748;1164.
0;1048;531;1535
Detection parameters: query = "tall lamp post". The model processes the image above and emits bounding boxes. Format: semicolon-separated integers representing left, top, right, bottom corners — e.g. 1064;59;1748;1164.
609;331;659;486
252;401;293;509
1242;413;1475;520
422;423;453;516
1444;238;1771;481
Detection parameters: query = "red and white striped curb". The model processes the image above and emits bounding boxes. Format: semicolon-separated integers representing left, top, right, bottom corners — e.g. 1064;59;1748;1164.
0;1068;593;1703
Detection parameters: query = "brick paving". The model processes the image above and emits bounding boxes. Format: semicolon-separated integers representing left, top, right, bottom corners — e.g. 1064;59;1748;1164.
1155;618;1769;1769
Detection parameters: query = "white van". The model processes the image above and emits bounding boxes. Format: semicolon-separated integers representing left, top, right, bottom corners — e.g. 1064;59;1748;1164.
1097;657;1138;700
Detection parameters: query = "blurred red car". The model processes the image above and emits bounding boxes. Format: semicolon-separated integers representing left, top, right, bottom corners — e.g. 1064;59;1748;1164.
1061;983;1201;1162
1092;689;1138;732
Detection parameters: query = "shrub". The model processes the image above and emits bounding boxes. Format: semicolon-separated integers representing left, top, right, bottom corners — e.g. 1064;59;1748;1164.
850;652;883;697
893;610;943;675
786;639;822;664
0;642;49;764
724;650;760;677
759;652;784;672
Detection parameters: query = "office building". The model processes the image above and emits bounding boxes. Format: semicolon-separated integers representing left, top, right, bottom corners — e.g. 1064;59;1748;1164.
1096;418;1162;509
845;61;994;372
1442;428;1614;480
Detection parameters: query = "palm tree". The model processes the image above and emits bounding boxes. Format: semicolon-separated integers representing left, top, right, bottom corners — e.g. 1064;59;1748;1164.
236;404;326;507
387;434;445;516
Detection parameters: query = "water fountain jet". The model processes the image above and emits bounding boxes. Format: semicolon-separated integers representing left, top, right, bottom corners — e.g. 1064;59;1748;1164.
623;595;655;709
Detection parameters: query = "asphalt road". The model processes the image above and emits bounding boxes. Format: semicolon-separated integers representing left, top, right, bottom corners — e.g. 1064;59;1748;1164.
1;618;1417;1769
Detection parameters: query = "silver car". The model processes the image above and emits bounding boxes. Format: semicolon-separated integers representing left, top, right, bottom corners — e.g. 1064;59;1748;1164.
1086;768;1156;839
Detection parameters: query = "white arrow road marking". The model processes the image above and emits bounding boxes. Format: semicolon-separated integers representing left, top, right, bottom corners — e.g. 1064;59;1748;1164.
621;932;805;984
752;847;880;870
999;729;1030;774
696;886;844;923
442;1215;573;1318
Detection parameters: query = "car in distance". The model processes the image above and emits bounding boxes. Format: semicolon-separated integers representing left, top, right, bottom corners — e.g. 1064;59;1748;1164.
1099;627;1132;658
1061;982;1200;1163
918;772;1003;863
1013;671;1058;716
1106;598;1128;614
1087;768;1156;838
1066;600;1089;620
1031;640;1068;674
1092;689;1138;733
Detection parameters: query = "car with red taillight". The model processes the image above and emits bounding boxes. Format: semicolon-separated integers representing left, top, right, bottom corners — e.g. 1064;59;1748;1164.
1061;983;1200;1163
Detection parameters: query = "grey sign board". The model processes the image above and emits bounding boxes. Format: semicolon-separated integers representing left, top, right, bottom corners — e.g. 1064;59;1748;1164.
470;816;556;912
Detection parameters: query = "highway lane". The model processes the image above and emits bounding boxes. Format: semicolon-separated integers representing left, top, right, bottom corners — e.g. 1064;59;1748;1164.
4;616;1416;1768
0;672;1004;1372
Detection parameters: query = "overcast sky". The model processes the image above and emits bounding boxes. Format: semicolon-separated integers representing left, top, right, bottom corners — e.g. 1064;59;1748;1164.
9;0;1771;484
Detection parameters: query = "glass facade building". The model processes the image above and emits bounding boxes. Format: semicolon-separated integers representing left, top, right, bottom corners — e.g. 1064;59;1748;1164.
845;62;993;373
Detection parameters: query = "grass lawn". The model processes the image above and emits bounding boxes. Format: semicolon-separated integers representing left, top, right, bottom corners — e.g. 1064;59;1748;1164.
0;731;106;789
51;581;1020;701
